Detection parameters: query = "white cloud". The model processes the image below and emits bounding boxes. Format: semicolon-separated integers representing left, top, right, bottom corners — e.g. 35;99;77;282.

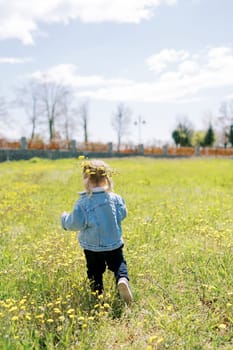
28;46;233;104
31;64;134;88
0;57;32;64
146;49;189;73
0;0;177;44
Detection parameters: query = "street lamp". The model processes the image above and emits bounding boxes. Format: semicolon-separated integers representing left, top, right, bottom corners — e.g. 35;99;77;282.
134;115;146;145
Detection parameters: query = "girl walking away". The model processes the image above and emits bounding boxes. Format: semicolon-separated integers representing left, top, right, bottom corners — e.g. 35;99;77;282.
61;159;133;305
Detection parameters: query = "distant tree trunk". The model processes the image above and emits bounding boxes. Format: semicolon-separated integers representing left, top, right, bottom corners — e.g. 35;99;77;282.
111;103;131;152
36;75;71;141
78;101;89;144
15;81;41;140
31;97;37;139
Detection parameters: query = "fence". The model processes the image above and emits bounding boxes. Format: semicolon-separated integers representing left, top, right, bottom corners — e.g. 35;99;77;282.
0;137;233;162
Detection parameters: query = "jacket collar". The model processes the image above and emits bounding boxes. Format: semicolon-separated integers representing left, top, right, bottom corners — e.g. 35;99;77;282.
78;186;107;196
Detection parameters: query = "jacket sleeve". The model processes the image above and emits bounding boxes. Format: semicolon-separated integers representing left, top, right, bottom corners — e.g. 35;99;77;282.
118;196;128;221
61;202;87;231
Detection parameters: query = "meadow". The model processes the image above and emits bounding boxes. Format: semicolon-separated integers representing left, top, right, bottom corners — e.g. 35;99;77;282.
0;157;232;350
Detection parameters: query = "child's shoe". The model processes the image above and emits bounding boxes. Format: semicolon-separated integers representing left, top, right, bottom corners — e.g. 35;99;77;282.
117;277;133;305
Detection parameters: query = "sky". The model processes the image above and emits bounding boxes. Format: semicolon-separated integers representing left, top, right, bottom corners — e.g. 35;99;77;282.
0;0;233;145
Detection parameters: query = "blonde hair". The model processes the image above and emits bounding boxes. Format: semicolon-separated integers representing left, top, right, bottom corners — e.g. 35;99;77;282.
82;159;113;194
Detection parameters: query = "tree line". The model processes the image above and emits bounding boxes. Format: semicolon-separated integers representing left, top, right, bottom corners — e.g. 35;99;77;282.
171;103;233;148
1;76;233;149
0;76;132;152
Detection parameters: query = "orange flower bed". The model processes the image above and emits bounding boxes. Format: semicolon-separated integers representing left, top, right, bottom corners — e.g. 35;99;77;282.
77;142;109;152
167;147;195;156
200;148;233;156
144;147;163;155
0;140;21;149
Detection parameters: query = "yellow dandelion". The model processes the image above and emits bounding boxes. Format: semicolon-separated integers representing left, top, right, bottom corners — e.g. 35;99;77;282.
47;319;54;323
67;308;75;314
78;155;85;160
35;314;44;319
11;316;19;321
149;335;158;344
53;308;61;314
218;324;227;330
58;316;65;321
167;305;173;311
78;316;85;321
98;311;105;317
9;306;17;312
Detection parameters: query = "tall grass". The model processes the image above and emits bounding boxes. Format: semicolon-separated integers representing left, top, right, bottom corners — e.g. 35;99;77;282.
0;157;232;349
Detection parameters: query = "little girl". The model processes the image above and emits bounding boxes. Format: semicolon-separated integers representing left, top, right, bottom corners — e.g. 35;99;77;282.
61;159;132;305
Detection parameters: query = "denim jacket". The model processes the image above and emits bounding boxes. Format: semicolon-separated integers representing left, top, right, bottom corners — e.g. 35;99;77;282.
61;188;127;252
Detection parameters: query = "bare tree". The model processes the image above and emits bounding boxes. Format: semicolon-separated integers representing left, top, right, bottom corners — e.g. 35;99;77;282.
35;75;71;141
112;103;132;151
15;81;42;139
60;96;77;141
217;100;233;147
0;95;9;137
78;101;89;143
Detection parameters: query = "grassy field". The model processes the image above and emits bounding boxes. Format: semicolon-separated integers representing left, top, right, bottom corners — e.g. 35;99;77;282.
0;157;232;350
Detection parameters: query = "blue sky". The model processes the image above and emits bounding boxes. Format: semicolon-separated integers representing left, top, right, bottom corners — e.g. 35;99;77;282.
0;0;233;145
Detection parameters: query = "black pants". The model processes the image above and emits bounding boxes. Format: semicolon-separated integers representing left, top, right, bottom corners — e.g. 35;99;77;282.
84;246;129;293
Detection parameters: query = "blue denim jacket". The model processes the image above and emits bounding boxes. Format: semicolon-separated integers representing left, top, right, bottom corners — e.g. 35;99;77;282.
61;188;127;252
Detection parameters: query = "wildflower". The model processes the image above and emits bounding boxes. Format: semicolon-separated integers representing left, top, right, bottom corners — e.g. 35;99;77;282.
218;324;227;330
67;308;75;314
53;308;62;314
9;306;17;312
58;316;65;321
78;155;85;160
47;319;54;323
11;316;19;321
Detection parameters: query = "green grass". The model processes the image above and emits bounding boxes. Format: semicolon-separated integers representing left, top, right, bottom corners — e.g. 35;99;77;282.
0;157;232;349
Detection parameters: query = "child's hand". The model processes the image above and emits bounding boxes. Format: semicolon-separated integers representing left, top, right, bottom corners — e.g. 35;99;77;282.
61;212;68;230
